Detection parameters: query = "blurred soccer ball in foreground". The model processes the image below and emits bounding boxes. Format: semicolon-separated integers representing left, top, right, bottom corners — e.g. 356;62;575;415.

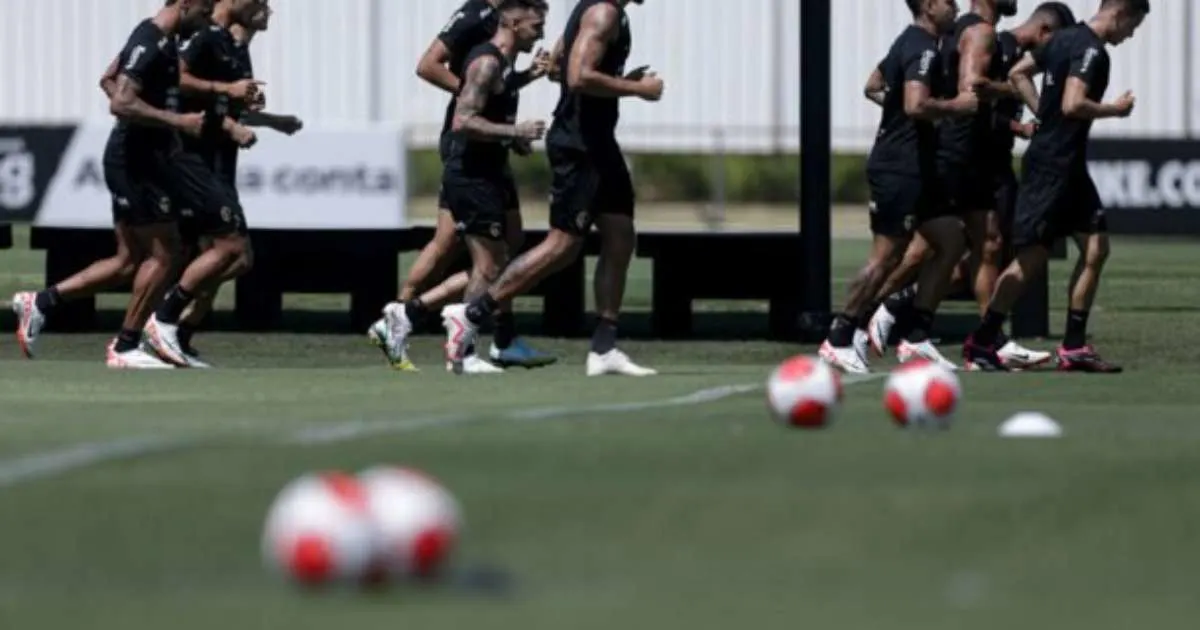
883;360;961;428
358;466;462;582
766;355;843;428
261;471;377;586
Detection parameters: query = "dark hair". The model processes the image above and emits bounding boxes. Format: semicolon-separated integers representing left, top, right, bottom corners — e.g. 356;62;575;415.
498;0;547;11
905;0;922;16
1033;2;1076;27
1101;0;1150;14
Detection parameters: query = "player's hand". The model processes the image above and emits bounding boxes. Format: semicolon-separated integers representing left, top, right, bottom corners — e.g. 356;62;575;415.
637;73;664;102
249;91;267;112
226;78;265;102
623;65;651;81
230;123;257;148
272;115;304;136
957;90;979;114
512;138;534;156
1016;121;1037;139
514;119;546;141
177;112;206;138
1113;90;1136;117
529;48;552;79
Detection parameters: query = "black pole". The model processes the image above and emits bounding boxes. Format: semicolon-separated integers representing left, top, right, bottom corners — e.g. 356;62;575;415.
798;0;832;341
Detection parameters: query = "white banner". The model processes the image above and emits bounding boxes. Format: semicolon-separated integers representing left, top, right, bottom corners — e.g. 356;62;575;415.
35;123;407;229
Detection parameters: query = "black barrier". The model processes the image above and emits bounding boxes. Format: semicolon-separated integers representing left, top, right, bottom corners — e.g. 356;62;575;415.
1088;139;1200;235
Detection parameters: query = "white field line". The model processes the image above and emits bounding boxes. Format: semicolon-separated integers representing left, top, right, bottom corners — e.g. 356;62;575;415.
0;374;885;488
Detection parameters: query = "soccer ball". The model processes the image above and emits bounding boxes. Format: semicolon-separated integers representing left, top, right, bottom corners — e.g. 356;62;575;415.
261;471;378;587
358;466;462;582
766;355;843;428
883;360;961;428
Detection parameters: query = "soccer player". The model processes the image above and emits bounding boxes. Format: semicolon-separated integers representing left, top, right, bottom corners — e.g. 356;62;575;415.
11;0;212;367
137;0;265;367
172;0;302;366
819;0;977;374
370;0;555;374
440;0;663;377
866;2;1075;370
964;0;1147;372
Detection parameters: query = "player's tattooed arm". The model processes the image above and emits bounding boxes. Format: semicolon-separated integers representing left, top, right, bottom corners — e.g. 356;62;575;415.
99;56;121;98
863;65;886;107
453;56;545;142
960;24;1011;99
568;4;662;101
1008;52;1042;113
109;74;203;136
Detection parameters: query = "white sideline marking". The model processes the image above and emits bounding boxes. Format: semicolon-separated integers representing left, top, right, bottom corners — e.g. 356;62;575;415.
0;373;884;488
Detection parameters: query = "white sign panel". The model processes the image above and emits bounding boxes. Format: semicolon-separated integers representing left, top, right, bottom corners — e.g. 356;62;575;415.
35;123;407;229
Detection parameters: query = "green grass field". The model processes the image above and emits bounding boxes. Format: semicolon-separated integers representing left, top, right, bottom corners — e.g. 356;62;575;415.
1;223;1200;629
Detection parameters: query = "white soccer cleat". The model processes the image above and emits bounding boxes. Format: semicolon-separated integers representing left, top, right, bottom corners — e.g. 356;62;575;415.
105;341;175;369
440;304;479;375
819;339;870;374
867;304;896;357
180;350;212;369
12;291;46;359
853;328;871;364
586;349;657;376
997;339;1053;370
381;302;417;371
143;315;189;367
450;354;505;374
897;339;959;371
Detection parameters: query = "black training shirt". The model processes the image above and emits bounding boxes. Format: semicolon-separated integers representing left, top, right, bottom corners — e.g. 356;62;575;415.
866;25;946;177
548;0;632;150
1023;23;1110;168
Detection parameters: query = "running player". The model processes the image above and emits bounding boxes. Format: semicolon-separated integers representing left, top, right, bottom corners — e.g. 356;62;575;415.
11;0;212;367
964;0;1147;372
866;2;1074;369
139;0;264;367
369;0;555;374
819;0;977;374
441;0;662;376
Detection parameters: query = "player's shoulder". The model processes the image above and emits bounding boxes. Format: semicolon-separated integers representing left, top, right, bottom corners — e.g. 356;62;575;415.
457;0;494;23
899;26;939;59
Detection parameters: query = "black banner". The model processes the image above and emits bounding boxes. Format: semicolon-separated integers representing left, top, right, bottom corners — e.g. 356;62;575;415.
0;125;77;222
1088;139;1200;235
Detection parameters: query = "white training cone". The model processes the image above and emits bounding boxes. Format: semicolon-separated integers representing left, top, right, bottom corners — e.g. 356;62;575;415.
998;412;1062;438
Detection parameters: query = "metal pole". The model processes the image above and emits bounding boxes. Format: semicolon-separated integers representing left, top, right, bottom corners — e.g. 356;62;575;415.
770;0;784;154
798;0;832;340
367;0;382;122
1185;1;1194;137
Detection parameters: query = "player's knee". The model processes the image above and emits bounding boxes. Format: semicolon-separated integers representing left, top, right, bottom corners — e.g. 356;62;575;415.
980;231;1004;264
472;258;502;284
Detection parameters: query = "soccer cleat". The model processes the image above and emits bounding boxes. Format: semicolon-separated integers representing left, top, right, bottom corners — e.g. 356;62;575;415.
852;328;871;364
179;348;212;369
143;315;190;367
962;335;1010;372
12;291;46;359
586;349;657;376
448;354;505;374
897;339;958;371
441;304;479;375
818;340;869;374
1055;345;1123;373
866;304;896;357
489;337;557;368
106;341;175;369
381;303;418;372
997;339;1053;370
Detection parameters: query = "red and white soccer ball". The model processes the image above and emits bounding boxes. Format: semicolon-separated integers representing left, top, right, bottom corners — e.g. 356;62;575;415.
766;355;844;428
883;360;961;428
358;466;462;583
261;471;378;587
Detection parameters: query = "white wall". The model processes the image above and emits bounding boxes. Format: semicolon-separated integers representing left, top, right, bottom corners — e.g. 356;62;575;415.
0;0;1192;152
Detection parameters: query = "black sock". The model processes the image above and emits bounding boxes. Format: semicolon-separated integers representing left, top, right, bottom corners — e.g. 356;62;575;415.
35;287;62;313
177;323;196;353
974;309;1007;347
465;294;499;327
404;298;429;325
494;312;516;350
591;317;618;354
905;308;935;343
155;285;194;325
114;328;141;353
827;313;856;347
1063;309;1089;350
884;284;917;312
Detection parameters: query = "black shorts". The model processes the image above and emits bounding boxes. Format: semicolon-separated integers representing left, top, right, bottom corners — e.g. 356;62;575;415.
866;170;944;237
547;141;634;235
436;135;520;213
991;158;1019;236
170;151;246;238
442;175;509;241
938;159;994;213
104;148;177;227
1012;159;1106;248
